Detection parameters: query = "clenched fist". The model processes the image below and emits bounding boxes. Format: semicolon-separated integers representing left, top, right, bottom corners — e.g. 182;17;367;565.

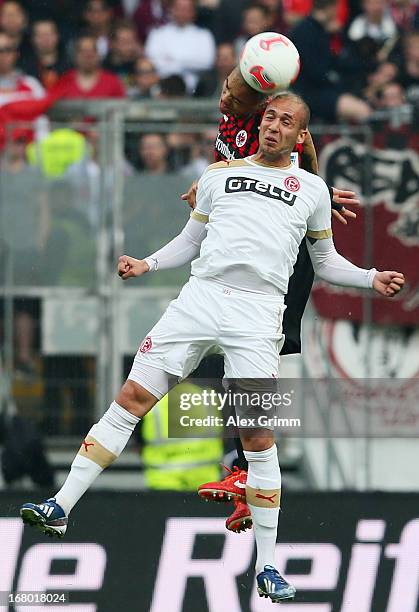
373;271;405;297
118;255;149;280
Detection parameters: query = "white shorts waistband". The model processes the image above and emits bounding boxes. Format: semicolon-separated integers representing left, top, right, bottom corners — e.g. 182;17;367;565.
190;276;285;304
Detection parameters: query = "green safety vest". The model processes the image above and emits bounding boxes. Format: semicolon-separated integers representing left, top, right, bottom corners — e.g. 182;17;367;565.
27;128;87;178
142;384;222;491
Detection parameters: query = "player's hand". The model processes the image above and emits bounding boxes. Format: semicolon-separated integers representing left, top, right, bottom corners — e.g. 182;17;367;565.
181;180;198;210
331;188;360;225
373;271;405;297
118;255;149;280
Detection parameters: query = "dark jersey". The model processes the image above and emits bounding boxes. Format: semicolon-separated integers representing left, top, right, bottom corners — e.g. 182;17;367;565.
215;111;303;166
215;112;262;161
215;112;314;355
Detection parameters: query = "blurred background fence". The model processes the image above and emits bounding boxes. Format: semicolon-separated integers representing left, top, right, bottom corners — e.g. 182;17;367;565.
0;100;418;493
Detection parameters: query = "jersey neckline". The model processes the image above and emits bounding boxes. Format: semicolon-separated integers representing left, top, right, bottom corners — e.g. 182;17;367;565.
245;155;293;170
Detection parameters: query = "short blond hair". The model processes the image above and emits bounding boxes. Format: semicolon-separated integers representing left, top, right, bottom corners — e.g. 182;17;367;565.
268;92;311;128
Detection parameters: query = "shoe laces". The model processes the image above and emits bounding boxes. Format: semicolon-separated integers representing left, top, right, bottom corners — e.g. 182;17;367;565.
263;566;288;588
220;464;243;481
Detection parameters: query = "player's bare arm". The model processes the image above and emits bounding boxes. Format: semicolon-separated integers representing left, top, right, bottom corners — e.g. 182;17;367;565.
301;130;319;174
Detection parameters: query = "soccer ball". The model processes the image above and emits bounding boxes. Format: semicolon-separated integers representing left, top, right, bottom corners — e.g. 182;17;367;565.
239;32;300;94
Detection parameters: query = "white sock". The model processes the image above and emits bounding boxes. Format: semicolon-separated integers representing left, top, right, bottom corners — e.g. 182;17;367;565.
244;444;281;574
55;401;140;514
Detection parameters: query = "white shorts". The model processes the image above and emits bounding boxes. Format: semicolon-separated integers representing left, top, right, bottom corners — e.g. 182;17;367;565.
128;276;285;383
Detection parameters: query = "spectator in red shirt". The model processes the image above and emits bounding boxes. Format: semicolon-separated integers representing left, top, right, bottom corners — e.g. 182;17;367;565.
283;0;349;27
0;31;74;150
57;35;125;98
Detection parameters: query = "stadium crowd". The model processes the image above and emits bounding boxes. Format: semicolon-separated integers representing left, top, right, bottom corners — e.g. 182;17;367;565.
0;0;416;176
0;0;415;117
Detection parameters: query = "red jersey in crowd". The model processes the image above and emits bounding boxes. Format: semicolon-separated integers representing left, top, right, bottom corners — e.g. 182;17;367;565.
56;69;125;99
0;71;45;107
0;79;70;149
282;0;349;25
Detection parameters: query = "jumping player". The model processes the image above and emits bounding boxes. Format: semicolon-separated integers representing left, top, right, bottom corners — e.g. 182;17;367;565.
20;92;404;603
183;64;360;533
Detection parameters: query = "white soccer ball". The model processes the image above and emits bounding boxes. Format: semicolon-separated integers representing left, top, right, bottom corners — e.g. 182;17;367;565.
239;32;300;94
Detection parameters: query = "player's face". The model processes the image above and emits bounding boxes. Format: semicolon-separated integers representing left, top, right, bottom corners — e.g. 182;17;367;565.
259;98;307;160
219;67;264;116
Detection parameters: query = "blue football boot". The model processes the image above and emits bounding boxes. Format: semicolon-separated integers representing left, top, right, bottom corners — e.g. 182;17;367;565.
257;565;296;602
20;498;68;538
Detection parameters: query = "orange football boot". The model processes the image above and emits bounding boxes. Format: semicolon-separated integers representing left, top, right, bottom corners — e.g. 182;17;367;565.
198;465;247;502
226;499;253;533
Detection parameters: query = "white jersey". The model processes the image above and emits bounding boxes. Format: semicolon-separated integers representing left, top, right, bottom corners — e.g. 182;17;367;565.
191;156;332;295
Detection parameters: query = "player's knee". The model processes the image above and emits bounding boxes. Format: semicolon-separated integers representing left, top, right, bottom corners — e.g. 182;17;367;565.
115;380;157;418
240;431;275;453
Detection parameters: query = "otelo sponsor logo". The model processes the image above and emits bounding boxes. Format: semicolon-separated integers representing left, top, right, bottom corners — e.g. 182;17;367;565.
225;176;296;206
